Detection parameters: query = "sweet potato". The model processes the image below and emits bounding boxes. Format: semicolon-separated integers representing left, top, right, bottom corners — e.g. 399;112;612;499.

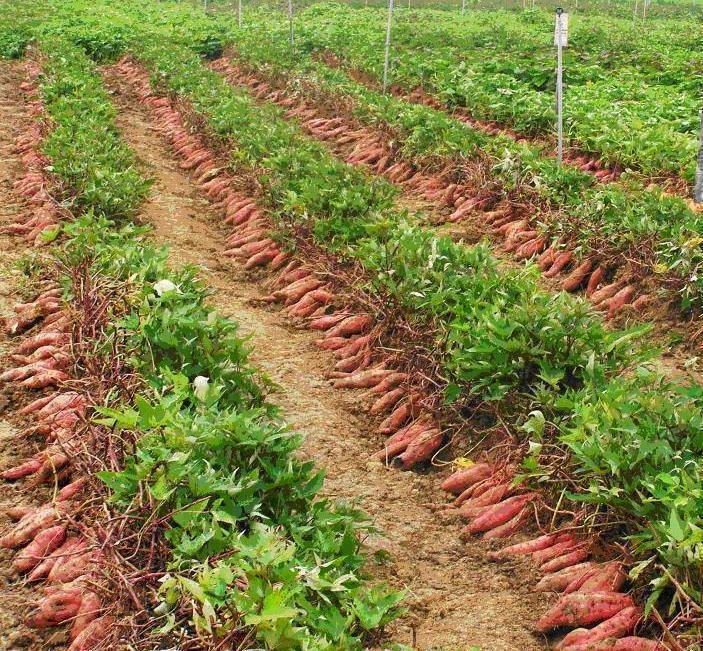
17;331;68;354
586;266;606;297
466;493;536;534
26;588;83;628
1;457;43;480
370;371;407;394
48;541;91;583
590;281;622;305
28;537;80;582
316;336;349;350
534;563;596;592
37;392;84;419
396;428;443;469
483;507;529;539
71;591;101;639
612;638;665;650
336;335;371;360
441;463;493;494
378;400;413;433
376;420;428;461
370;387;405;415
538;246;557;270
558;606;640;649
325;314;373;338
541;547;591;573
57;478;87;501
334;349;371;373
535;592;634;631
606;286;635;318
309;313;347;330
13;525;66;573
20;393;57;416
544;251;574;278
68;615;113;651
23;370;69;389
465;482;512;510
515;237;546;260
532;539;579;565
562;260;593;292
487;533;561;560
333;368;392;389
6;505;33;520
572;563;626;594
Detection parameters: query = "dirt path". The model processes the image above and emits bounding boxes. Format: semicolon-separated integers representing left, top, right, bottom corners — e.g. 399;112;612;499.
105;72;550;651
0;61;60;651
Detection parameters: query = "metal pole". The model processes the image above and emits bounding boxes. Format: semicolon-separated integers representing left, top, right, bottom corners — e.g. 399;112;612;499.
694;109;703;204
238;0;242;27
382;0;394;94
287;0;294;50
556;8;564;164
462;0;466;13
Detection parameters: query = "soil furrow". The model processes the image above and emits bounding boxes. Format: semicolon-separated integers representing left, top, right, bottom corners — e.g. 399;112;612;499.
0;60;58;651
104;69;550;651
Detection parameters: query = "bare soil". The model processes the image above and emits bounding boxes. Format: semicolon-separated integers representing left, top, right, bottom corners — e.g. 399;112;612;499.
0;61;62;651
105;70;551;651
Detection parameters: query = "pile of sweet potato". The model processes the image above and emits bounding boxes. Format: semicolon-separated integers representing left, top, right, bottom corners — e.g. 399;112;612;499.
442;463;664;650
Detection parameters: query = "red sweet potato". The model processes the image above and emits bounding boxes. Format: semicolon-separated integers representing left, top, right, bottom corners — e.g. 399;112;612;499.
20;393;57;416
325;314;373;338
532;539;579;565
370;387;405;415
466;493;536;534
567;563;626;595
13;525;66;573
1;458;42;480
534;563;596;592
71;591;101;639
586;266;606;297
317;336;349;350
606;286;635;318
612;638;665;650
333;368;392;389
26;582;85;628
541;547;591;573
57;478;87;501
544;251;573;278
395;428;443;469
558;606;640;649
376;419;428;461
309;313;347;330
28;537;80;582
483;506;529;539
562;260;593;292
441;463;493;494
370;371;407;394
535;592;634;632
68;615;113;651
487;533;572;560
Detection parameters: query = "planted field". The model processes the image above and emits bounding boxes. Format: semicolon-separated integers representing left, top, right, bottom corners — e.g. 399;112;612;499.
0;0;702;650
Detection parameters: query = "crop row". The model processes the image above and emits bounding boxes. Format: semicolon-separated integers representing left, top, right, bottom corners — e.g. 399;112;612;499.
38;0;703;610
218;21;703;315
1;33;404;649
288;3;700;186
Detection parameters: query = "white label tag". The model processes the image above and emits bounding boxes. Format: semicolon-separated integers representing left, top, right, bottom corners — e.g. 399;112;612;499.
554;13;569;47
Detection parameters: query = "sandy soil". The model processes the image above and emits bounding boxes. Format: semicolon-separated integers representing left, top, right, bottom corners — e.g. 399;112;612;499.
104;69;551;651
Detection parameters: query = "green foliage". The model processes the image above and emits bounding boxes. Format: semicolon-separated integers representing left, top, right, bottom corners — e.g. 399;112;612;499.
39;37;150;220
80;219;404;647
